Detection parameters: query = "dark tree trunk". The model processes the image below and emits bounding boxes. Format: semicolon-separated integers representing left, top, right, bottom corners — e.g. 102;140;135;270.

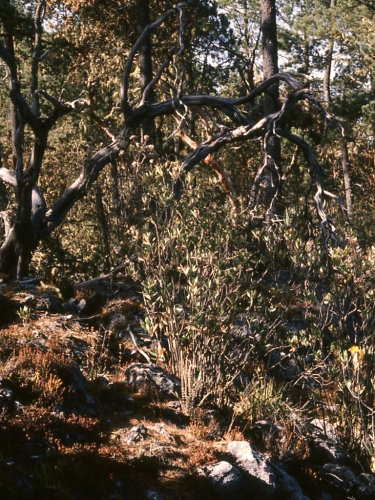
323;0;335;104
260;0;282;221
1;21;28;278
3;22;19;170
261;0;279;113
341;139;353;220
0;136;48;279
96;183;111;272
0;1;49;279
323;38;334;104
322;0;353;220
137;0;155;142
111;160;122;221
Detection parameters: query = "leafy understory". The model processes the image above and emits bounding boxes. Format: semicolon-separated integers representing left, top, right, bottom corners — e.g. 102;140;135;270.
1;195;375;498
2;1;375;498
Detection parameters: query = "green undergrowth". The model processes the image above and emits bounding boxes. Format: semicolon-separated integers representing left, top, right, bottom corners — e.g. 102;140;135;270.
22;151;375;467
117;157;375;462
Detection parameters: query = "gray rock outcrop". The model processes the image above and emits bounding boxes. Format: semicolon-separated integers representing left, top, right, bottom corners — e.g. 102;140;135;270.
227;440;278;498
125;363;181;396
198;461;244;498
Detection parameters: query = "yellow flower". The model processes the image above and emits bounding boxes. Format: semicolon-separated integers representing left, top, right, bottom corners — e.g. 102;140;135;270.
349;346;364;370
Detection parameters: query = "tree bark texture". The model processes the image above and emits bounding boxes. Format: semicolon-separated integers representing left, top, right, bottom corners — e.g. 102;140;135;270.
260;0;282;220
341;140;353;220
137;0;155;142
323;0;336;104
96;183;112;272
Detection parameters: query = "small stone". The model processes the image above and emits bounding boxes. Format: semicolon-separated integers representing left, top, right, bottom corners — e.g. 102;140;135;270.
198;461;244;498
227;441;278;498
310;419;338;441
108;313;128;332
273;461;310;499
62;302;78;314
311;438;348;465
320;464;375;500
123;424;147;444
77;299;87;312
125;363;181;396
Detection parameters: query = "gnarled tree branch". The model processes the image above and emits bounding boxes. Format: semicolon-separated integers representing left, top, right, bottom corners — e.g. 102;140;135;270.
121;4;185;116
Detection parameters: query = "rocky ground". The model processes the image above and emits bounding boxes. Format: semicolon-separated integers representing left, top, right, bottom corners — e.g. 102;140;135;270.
0;274;375;500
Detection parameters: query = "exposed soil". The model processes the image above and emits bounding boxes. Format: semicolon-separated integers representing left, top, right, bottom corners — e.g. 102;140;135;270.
0;277;238;500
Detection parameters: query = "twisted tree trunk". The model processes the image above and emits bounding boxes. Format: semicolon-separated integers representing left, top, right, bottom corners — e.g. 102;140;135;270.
0;1;339;280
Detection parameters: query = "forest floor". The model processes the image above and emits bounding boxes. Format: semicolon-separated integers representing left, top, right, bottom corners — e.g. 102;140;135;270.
0;273;374;500
0;275;244;500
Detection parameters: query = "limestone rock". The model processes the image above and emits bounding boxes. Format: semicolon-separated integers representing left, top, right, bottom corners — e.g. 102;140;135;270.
320;464;375;500
125;363;180;396
273;461;310;500
227;440;278;498
124;424;148;444
54;362;99;416
198;461;244;499
145;491;164;500
310;419;338;441
311;438;348;465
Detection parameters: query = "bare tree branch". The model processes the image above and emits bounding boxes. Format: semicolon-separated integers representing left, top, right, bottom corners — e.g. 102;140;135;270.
173;121;238;208
0;0;343;280
121;4;185;116
0;40;17;78
278;130;336;237
0;167;46;231
42;137;126;232
31;0;47;118
141;45;177;104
